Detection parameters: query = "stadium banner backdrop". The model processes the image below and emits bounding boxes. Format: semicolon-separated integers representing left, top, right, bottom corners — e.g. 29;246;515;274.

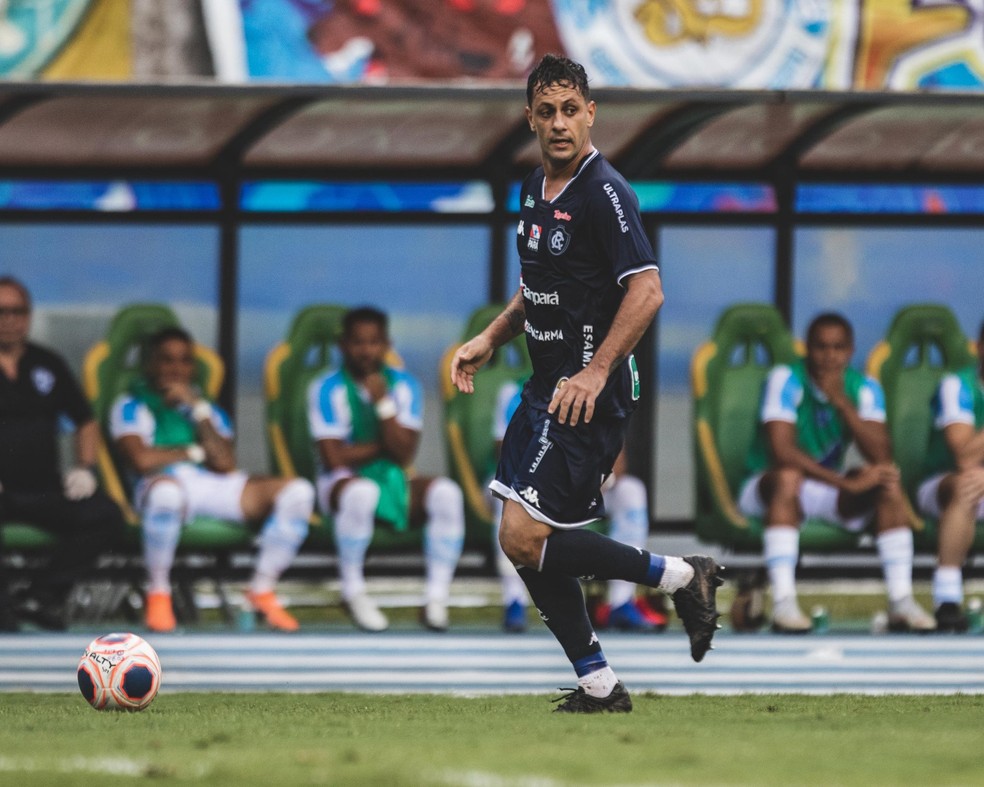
3;0;984;90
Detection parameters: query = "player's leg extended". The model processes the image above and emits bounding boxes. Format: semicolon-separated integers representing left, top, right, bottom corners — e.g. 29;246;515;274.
501;500;630;713
242;477;315;631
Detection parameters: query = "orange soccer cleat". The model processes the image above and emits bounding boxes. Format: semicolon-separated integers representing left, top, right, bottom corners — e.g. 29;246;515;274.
145;591;176;633
247;591;300;632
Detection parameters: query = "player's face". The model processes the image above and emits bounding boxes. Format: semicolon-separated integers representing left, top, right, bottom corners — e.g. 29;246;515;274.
526;82;595;173
806;323;853;378
149;338;196;390
341;321;389;377
0;284;30;349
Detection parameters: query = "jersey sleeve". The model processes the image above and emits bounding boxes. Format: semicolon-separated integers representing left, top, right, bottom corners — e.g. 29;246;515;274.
760;365;801;424
590;177;658;286
857;376;887;423
391;370;423;431
207;402;235;439
308;371;353;441
109;394;155;444
493;380;521;441
935;373;976;429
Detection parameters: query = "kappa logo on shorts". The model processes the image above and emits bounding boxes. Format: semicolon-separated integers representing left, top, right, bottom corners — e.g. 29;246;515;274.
519;486;540;508
548;225;570;255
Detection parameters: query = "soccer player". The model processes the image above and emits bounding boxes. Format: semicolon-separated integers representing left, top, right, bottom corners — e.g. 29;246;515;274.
450;54;722;713
917;321;984;632
737;312;935;633
111;326;314;633
308;306;464;632
0;276;124;631
490;378;666;633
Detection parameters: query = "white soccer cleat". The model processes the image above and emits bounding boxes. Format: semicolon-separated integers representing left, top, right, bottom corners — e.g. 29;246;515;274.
421;600;449;632
771;602;812;634
888;596;937;633
343;593;389;632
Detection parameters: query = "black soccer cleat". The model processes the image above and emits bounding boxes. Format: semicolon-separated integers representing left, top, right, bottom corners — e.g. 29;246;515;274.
672;555;724;662
935;602;969;633
552;681;633;714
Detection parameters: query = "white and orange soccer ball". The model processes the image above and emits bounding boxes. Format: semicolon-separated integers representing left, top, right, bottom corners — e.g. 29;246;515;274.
77;632;162;711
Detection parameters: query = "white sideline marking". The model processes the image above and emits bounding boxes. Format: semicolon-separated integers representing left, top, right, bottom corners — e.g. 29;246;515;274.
0;756;147;776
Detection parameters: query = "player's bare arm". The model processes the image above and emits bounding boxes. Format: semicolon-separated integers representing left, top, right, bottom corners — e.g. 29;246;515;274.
945;421;984;471
317;438;381;471
765;420;887;494
450;287;525;394
116;433;206;476
549;269;663;426
817;373;892;463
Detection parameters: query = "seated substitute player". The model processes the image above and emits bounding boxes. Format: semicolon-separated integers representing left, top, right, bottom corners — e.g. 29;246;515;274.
110;326;314;633
917;320;984;632
451;54;722;714
0;275;124;631
489;378;665;633
738;312;935;633
308;306;464;633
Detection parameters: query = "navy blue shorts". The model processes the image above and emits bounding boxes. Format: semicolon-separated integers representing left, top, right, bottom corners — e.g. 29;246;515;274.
489;398;627;528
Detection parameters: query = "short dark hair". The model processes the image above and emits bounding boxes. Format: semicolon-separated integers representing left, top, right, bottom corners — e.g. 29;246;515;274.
526;54;590;107
146;325;194;355
343;306;388;338
806;312;854;346
0;275;32;310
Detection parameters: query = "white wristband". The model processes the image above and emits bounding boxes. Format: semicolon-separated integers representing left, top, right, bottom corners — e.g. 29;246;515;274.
186;444;206;464
374;396;398;421
191;400;213;423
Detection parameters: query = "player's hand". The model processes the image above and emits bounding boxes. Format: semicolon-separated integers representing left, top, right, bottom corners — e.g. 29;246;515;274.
549;367;606;426
63;466;97;500
363;371;388;401
816;371;850;411
450;336;494;394
841;464;890;495
161;381;197;409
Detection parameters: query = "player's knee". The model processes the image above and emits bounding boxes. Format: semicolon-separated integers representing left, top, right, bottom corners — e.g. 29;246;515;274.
499;515;543;568
334;478;380;538
144;480;185;513
954;468;984;507
274;477;316;521
425;478;464;529
771;467;803;501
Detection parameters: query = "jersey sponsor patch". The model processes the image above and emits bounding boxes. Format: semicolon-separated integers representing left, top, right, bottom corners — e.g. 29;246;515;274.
548;225;571;255
527;223;541;251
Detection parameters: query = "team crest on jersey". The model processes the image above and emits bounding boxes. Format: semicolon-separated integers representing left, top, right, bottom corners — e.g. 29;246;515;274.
31;366;55;395
527;223;541;251
548;225;570;256
524;194;535;208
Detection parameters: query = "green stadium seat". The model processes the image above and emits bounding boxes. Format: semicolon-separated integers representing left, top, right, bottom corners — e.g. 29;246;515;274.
439;304;533;541
692;303;860;552
866;303;984;551
81;303;252;551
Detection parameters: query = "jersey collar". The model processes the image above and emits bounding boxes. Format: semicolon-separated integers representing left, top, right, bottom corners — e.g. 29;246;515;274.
540;148;599;203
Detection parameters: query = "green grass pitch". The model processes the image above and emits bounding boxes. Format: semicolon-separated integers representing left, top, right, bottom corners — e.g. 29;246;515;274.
0;693;981;785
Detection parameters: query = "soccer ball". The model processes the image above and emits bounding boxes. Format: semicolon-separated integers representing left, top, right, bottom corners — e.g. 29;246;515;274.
77;632;162;711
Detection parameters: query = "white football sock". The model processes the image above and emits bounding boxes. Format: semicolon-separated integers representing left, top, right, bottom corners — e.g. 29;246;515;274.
252;478;314;594
764;526;799;609
142;481;185;594
578;665;619;698
877;527;914;604
657;556;694;593
423;478;465;605
933;565;964;607
333;478;379;601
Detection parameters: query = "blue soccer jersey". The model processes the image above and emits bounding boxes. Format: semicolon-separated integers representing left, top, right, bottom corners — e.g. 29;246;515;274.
515;150;656;418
